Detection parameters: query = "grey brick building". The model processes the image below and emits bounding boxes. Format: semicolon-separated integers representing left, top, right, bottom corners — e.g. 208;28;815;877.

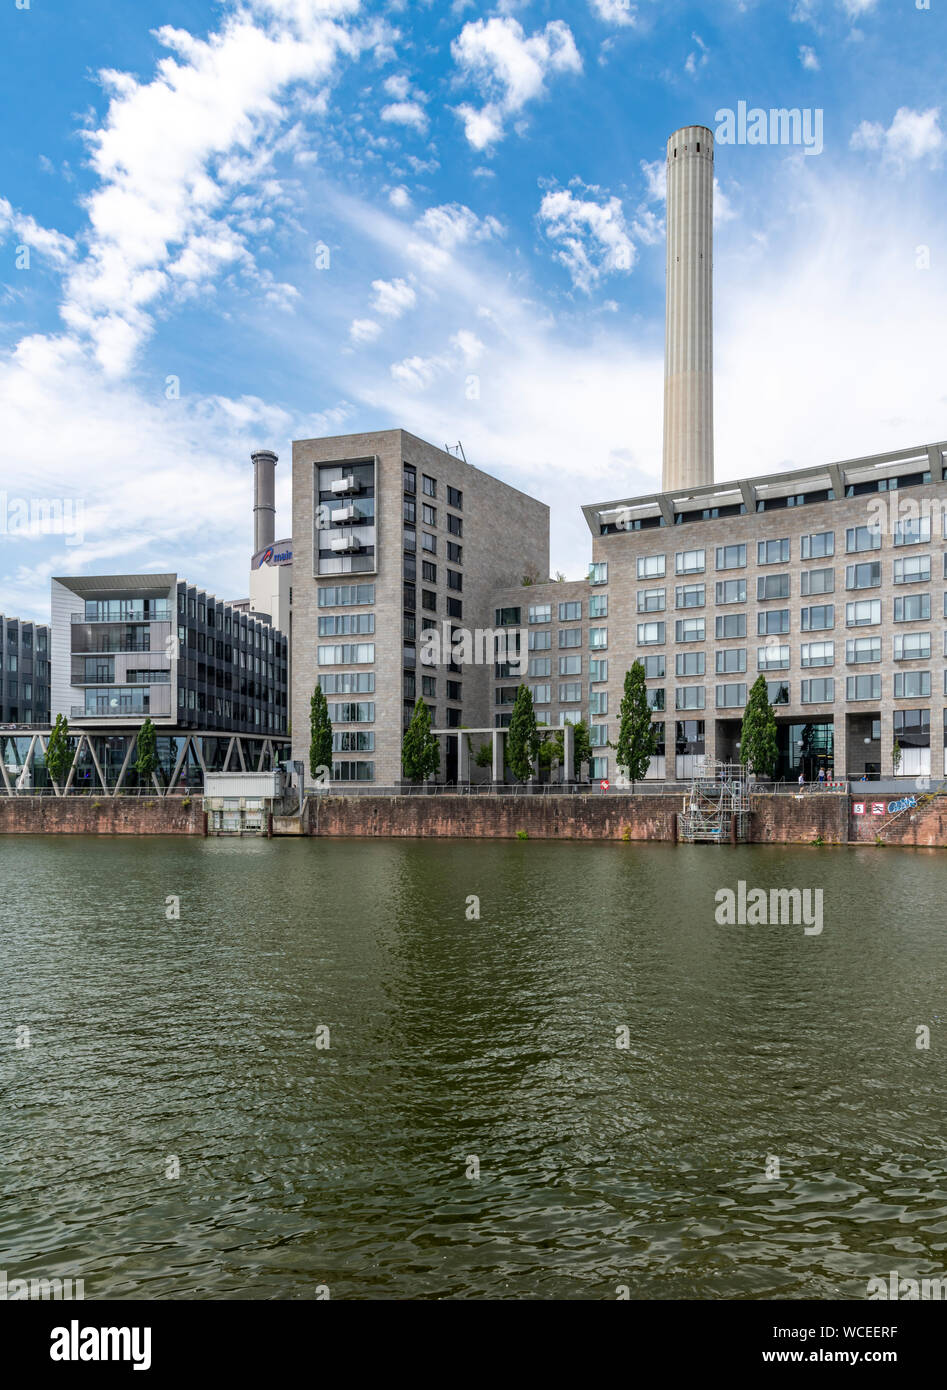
291;428;549;784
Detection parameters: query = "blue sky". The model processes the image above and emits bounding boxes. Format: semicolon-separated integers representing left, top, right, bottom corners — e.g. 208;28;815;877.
1;0;945;621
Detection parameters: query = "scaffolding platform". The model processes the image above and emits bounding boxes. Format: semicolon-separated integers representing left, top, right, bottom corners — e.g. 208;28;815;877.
678;761;752;843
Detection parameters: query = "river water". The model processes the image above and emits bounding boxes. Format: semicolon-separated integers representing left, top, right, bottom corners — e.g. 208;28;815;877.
2;835;945;1300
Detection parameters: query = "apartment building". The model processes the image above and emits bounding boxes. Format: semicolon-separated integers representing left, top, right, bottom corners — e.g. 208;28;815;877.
490;576;610;780
581;440;947;782
291;428;549;784
0;614;50;725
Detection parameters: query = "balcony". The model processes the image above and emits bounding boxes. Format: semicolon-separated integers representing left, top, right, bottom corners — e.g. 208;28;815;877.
72;603;171;623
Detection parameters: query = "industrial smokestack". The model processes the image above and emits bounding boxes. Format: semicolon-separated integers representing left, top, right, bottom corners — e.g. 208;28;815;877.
662;125;714;492
251;449;278;553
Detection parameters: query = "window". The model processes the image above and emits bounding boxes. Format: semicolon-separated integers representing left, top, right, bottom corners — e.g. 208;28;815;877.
893;555;930;585
559;682;582;703
332;760;375;781
559;654;581;676
590;658;608;682
895;671;930;698
421;590;437;612
643;655;665;678
800;605;833;632
496;607;521;626
530;684;551;705
590;724;609;747
446;598;463;619
422;474;436;497
647;689;665;712
894;594;930;622
326;701;375;723
559;628;582;648
422;561;436;583
447;514;463;537
422;503;436;526
589;627;608;649
589;594;608;618
758;609;791;635
846;562;882;590
846;637;881;664
675;584;705;608
589;561;608;585
589;690;608;715
717;648;747;673
637;588;666;612
421;533;436;555
318;613;374;636
717;613;747;639
675;686;705;710
716;683;747;708
767;681;790;705
846;525;881;553
529;629;551;650
801;641;834;668
637;554;666;579
318;583;375;607
802;531;834;559
675;618;705;643
847;674;881;701
676;651;705;677
757;644;788;670
529;657;551;677
801;678;834;704
638;622;665;645
447;485;462;509
528;604;551;623
447;542;462;564
319;672;375;694
421;675;437;698
404;466;416;494
758;574;790;600
715;544;746;570
893;516;930;546
894;632;931;660
715;579;746;604
846;599;880;627
801;568;834;596
758;538;790;565
559;601;582;621
676;549;705;574
590;756;609;781
318;643;375;664
447;570;462;591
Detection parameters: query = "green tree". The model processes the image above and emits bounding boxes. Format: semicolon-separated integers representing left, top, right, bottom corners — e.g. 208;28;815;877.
134;716;159;788
401;697;440;782
44;713;73;792
309;685;333;780
474;740;494;770
507;684;541;783
538;728;564;778
740;675;779;778
614;662;658;788
570;719;593;781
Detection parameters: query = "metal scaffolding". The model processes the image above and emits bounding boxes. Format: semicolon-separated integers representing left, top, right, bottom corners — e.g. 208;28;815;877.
678;760;752;843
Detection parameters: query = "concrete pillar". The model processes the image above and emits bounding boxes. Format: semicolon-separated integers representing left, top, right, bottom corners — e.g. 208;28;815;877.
832;712;847;783
458;732;469;783
879;704;895;778
492;729;505;783
561;722;574;784
929;709;944;787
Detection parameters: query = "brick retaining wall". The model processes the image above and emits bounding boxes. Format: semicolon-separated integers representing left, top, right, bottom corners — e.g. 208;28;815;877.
0;797;206;835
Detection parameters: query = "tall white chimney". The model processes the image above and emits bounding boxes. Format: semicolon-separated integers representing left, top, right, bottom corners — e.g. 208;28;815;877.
251;449;278;553
662;125;714;492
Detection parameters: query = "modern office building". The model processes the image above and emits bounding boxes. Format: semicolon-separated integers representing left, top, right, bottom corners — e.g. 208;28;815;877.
291;428;549;784
31;573;290;792
0;614;50;726
580;439;947;782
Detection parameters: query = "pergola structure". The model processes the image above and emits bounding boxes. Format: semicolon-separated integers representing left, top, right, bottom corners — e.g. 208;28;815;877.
431;724;574;784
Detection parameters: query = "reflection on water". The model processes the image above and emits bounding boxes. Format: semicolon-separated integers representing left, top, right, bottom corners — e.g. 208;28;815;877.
1;836;945;1299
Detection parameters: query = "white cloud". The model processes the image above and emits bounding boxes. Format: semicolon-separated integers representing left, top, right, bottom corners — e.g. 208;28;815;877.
450;329;484;365
390;353;446;390
684;33;709;78
640;158;666;203
851;107;943;170
0;199;76;268
350;317;382;343
840;0;877;17
451;17;582;150
380;100;429;132
538;185;636;293
414;202;504;250
589;0;637;26
383;73;411;100
370;277;416;318
388;185;412;210
799;45;820;71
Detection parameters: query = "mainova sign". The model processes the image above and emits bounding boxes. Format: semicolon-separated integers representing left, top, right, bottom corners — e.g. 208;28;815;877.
253;544;293;569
